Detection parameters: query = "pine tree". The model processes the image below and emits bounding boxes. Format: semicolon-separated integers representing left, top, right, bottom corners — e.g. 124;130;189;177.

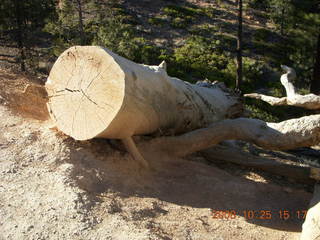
269;0;294;36
0;0;56;71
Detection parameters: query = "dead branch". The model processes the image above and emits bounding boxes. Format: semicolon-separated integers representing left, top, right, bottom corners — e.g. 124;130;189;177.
201;145;319;184
245;65;320;110
149;114;320;157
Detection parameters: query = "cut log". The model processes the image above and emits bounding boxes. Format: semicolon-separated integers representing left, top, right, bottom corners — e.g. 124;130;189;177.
245;65;320;110
46;46;242;141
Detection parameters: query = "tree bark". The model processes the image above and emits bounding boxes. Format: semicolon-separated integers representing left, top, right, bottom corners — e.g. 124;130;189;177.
46;46;243;141
310;32;320;95
245;65;320;110
236;0;243;90
280;6;285;36
75;0;85;45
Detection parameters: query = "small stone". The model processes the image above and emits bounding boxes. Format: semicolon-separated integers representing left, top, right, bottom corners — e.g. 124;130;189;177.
27;225;34;231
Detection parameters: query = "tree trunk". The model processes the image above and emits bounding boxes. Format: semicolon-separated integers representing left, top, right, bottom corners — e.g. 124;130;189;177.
236;0;243;90
13;0;26;72
46;46;243;141
310;32;320;95
280;6;285;36
76;0;85;45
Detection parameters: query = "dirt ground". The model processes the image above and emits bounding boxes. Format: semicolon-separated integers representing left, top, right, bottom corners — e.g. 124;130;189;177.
0;69;313;239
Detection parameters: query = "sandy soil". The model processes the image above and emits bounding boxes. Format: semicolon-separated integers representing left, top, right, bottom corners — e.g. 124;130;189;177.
0;69;312;240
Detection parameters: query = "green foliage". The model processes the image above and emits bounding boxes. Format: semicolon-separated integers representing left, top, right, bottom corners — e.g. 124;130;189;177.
162;5;201;18
92;15;161;64
148;17;166;26
0;0;56;32
170;17;190;28
253;28;272;42
170;36;230;82
189;24;219;37
245;103;279;122
248;0;269;10
0;0;56;71
269;0;295;35
223;57;266;92
162;5;201;29
202;7;219;18
44;0;92;49
246;97;315;122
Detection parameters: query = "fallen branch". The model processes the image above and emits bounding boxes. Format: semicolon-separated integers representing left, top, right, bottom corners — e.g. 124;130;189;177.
149;114;320;157
245;65;320;110
201;145;318;184
245;93;320;110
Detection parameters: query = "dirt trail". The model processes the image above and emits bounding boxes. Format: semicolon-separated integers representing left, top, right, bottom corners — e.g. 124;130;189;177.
0;69;312;240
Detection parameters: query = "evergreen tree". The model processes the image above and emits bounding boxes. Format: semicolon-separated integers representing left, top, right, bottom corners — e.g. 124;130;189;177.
269;0;294;36
0;0;56;71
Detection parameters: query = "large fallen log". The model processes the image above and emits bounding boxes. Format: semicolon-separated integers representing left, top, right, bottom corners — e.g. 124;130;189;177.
46;47;320;167
46;46;243;166
245;65;320;110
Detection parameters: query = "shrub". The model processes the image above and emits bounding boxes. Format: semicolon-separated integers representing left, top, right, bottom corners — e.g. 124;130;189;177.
248;0;269;10
148;17;166;26
223;57;266;92
162;5;201;18
162;4;201;29
172;36;230;82
245;103;279;122
253;28;272;42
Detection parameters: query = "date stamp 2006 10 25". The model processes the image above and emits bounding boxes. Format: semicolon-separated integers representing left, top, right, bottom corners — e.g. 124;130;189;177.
211;209;307;220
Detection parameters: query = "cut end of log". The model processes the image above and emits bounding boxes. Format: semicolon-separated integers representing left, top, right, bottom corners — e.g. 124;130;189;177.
46;46;125;140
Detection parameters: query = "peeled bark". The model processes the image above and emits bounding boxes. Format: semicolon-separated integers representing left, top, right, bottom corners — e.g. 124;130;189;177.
245;65;320;110
46;46;242;141
149;114;320;157
46;47;320;170
46;46;243;166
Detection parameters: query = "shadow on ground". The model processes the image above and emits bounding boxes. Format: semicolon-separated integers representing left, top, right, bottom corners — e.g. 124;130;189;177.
64;138;311;233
